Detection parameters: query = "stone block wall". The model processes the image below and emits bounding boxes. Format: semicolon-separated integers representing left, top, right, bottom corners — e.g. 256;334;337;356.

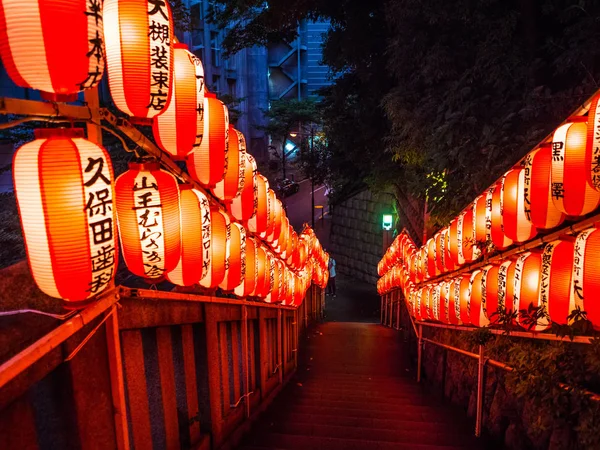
330;190;394;284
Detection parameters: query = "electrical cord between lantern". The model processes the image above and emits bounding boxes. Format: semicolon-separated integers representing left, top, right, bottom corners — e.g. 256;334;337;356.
64;305;118;362
0;309;79;320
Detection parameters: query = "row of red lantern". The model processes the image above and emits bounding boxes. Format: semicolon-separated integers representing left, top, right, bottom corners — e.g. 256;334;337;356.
12;131;321;306
379;229;600;330
379;97;600;285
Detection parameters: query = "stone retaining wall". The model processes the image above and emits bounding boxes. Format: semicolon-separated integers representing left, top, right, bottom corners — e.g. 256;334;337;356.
330;190;394;284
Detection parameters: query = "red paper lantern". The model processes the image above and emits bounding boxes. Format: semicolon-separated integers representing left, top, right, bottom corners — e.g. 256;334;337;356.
13;129;117;303
551;120;600;216
482;264;502;322
254;246;269;298
248;174;269;234
572;228;600;329
212;126;244;202
166;186;211;286
489;182;513;249
199;208;228;288
187;92;229;187
461;207;480;262
523;147;564;229
469;268;490;327
235;236;257;297
220;222;245;291
474;194;487;243
435;232;445;274
456;274;471;325
513;252;549;330
153;44;204;160
587;94;600;190
229;151;257;221
115;161;180;281
104;0;174;118
427;237;437;278
0;0;105;96
540;239;574;326
432;284;442;321
449;215;463;266
502;168;536;244
496;260;517;322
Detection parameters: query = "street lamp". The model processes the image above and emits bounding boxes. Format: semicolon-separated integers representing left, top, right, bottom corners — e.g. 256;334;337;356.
288;126;317;228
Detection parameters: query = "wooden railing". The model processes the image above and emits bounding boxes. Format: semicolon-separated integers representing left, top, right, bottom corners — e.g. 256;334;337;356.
0;268;324;450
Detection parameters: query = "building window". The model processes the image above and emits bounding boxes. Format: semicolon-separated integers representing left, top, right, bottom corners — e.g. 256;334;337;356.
210;31;220;67
227;79;236;96
212;74;221;96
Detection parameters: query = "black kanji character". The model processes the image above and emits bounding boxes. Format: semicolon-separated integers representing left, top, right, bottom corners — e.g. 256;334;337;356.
91;245;116;272
86;188;113;217
148;21;170;44
90;218;113;245
87;30;104;63
134;192;161;209
143;250;162;262
133;176;158;191
85;0;103;26
148;91;168;110
138;209;160;227
87;268;114;293
150;45;169;69
84;157;110;186
151;70;170;90
148;0;169;20
144;264;165;278
79;67;103;90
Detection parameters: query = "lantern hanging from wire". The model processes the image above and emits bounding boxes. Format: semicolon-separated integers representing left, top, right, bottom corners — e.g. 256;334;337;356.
229;151;257;222
219;222;245;291
540;239;574;326
513;252;549;331
199;208;228;288
0;0;105;98
153;44;204;160
523;146;565;230
166;185;211;286
115;161;180;282
104;0;174;118
551;120;600;216
13;129;117;304
572;228;600;329
502;168;536;244
187;92;229;187
212;125;244;202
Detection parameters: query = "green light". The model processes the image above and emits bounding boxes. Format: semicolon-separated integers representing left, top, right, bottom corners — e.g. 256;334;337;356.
382;214;393;231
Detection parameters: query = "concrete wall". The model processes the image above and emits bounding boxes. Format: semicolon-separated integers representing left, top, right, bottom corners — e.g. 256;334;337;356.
330;190;394;285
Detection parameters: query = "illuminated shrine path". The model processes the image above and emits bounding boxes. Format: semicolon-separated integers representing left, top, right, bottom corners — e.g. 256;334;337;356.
237;280;490;450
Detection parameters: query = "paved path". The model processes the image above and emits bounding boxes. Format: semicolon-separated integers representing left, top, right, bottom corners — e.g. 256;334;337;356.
238;279;492;449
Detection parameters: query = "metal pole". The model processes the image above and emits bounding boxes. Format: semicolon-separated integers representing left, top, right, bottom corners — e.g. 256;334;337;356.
476;344;485;437
417;324;423;383
310;127;315;229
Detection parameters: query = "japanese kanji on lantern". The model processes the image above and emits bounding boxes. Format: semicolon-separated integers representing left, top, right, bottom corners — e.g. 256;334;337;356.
489;182;512;249
219;222;245;291
524;146;564;229
513;251;549;331
248;174;269;234
200;208;228;288
153;44;204;160
254;245;269;298
115;161;181;281
501;168;536;244
587;94;600;191
540;239;574;326
212;126;244;202
551;119;600;216
0;0;105;97
187;92;229;187
469;267;490;327
572;228;600;329
104;0;174;118
13;129;117;304
166;185;210;286
234;236;257;297
229;150;257;222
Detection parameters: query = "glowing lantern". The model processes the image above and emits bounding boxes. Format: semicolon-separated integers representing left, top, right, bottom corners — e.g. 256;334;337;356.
461;207;480;262
587;94;600;190
572;229;600;329
427;238;437;277
551;120;600;216
0;0;104;97
432;284;442;321
153;44;204;160
104;0;174;118
523;147;564;229
449;215;463;266
502;168;536;244
513;252;548;330
254;246;269;298
441;228;454;273
235;237;257;297
267;198;283;243
229;151;257;222
540;239;574;326
199;208;228;288
421;285;432;319
469;268;490;327
212;126;244;201
220;222;245;291
248;175;269;235
438;282;449;323
496;260;517;323
473;195;487;243
166;186;210;286
115;161;180;281
187;92;229;187
489;182;513;249
13;129;117;303
435;232;445;273
482;263;503;323
456;274;471;325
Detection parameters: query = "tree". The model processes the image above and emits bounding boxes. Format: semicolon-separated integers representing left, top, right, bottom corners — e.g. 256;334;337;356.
257;98;319;180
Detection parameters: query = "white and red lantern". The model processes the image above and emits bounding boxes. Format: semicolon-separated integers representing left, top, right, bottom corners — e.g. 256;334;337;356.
572;229;600;329
502;168;536;244
212;126;244;202
513;252;549;331
153;44;204;160
540;239;574;326
13;129;117;303
104;0;174;118
229;151;257;222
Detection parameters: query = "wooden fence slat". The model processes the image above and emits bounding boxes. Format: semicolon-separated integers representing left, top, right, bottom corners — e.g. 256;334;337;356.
181;325;201;445
156;327;180;450
219;322;230;415
231;322;241;403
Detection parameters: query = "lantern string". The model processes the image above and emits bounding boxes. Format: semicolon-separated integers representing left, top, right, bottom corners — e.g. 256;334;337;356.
0;116;70;130
0;308;79;320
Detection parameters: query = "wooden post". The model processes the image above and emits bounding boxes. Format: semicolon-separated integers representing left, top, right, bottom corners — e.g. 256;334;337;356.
293;309;298;369
258;309;269;401
476;345;485;437
105;307;130;450
84;87;102;145
277;309;283;385
241;305;251;419
204;303;224;447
